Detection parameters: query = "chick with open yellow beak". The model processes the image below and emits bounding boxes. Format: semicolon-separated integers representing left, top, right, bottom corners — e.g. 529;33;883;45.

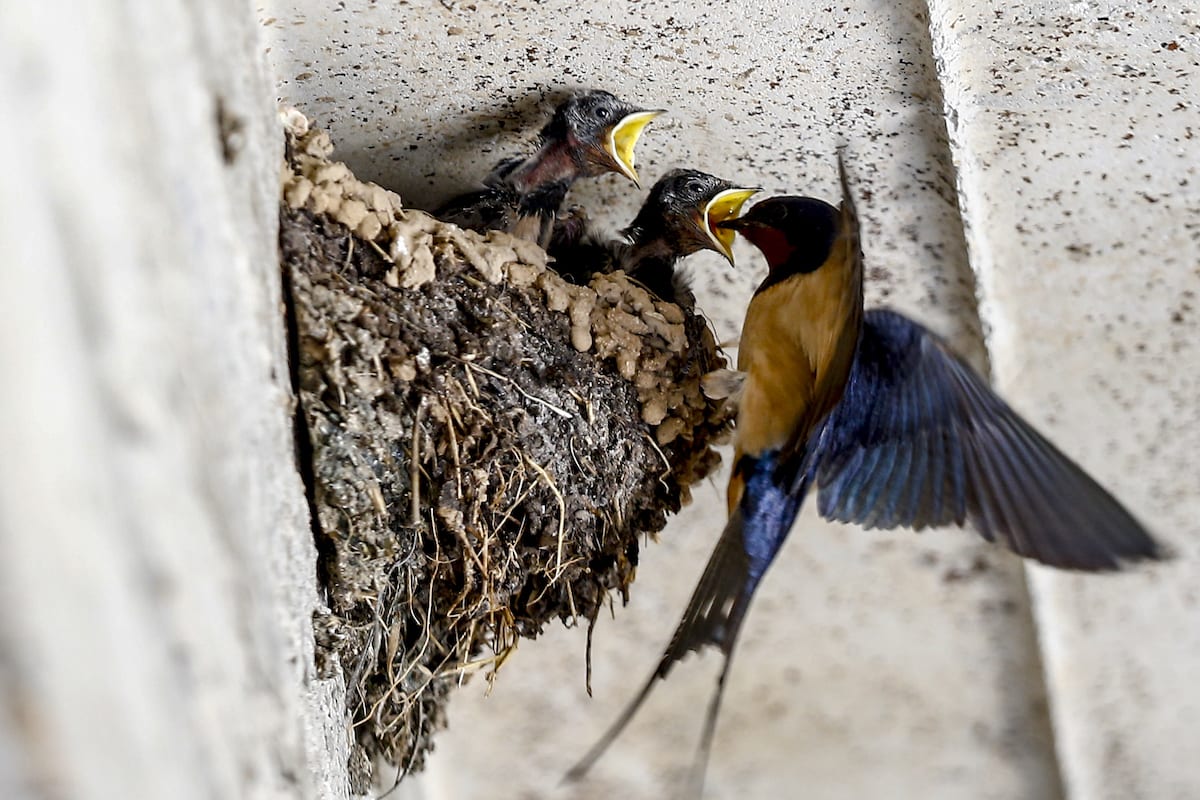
703;185;761;264
603;109;664;186
435;90;664;247
547;169;758;306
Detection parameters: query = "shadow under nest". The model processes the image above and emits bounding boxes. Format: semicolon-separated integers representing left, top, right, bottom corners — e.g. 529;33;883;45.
278;111;733;791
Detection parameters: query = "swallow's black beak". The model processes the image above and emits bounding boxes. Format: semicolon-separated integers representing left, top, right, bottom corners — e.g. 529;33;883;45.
715;216;755;231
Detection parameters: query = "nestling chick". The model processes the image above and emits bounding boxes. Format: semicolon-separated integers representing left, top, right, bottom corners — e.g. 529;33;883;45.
548;169;757;307
435;90;661;248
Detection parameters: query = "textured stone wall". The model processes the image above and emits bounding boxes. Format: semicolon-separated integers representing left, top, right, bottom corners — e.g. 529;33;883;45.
0;2;350;798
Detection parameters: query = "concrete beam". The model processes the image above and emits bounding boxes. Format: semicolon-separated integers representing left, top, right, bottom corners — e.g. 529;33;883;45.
928;2;1200;797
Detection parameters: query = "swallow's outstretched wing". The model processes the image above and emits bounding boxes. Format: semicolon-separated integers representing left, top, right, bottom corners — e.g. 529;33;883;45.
811;308;1164;570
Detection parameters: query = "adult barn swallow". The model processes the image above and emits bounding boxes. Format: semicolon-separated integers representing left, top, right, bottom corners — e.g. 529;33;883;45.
435;90;661;247
566;154;1164;790
548;169;758;305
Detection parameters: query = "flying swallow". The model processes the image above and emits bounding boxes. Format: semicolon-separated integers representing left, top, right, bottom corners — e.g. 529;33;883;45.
435;90;662;248
565;153;1165;792
548;168;758;305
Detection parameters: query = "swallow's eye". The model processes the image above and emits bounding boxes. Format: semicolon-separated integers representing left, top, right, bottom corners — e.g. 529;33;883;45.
594;105;611;120
684;178;704;194
763;203;788;223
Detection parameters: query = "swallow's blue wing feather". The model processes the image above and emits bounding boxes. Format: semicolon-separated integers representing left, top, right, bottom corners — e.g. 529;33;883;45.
811;308;1163;570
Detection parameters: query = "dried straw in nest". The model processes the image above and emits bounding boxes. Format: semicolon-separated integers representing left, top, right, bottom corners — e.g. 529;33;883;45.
278;109;733;790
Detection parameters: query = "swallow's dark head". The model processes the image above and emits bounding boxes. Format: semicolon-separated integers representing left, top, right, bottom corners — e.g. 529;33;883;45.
542;90;664;186
623;169;758;263
716;195;841;277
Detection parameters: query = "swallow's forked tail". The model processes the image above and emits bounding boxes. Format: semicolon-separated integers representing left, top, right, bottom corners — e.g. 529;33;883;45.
563;507;755;785
566;462;808;791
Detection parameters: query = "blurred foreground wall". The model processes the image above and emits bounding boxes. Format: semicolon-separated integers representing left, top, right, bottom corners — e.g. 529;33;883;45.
0;2;350;798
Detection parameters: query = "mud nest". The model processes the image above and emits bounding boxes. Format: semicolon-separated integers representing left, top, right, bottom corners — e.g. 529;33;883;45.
278;110;733;788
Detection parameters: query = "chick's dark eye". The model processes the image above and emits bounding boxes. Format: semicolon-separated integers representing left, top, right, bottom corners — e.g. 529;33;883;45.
685;179;704;194
594;105;611;120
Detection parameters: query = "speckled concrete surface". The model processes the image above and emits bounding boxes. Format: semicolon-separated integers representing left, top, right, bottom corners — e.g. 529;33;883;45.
929;3;1200;798
262;0;1196;798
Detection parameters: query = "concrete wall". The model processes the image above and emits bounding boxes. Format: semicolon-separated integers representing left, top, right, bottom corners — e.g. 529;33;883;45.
266;1;1198;799
928;4;1200;797
0;1;349;798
